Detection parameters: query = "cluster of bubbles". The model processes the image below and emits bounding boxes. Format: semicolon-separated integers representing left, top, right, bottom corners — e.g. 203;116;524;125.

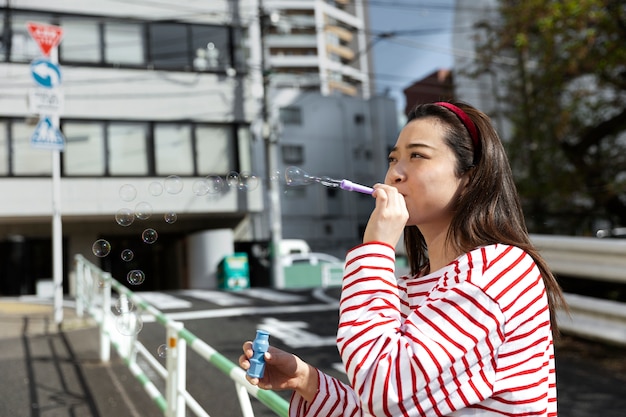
91;172;263;358
112;294;143;336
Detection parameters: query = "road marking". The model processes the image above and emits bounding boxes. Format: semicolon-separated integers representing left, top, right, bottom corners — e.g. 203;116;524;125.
141;303;337;323
238;288;308;303
178;289;251;306
258;317;336;348
137;292;192;310
312;287;340;305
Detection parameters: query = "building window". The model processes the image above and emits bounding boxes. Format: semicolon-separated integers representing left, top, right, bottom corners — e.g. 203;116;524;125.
281;144;304;165
6;12;238;73
59;17;101;63
196;125;234;175
279;107;302;125
105;22;144;65
63;122;105;176
12;121;52;175
149;23;190;69
154;124;193;175
0;119;240;178
108;123;149;175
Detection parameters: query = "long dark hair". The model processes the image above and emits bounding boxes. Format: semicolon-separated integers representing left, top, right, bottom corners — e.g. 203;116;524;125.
403;101;567;331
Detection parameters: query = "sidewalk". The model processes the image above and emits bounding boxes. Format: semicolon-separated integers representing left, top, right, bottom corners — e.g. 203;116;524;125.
0;298;162;417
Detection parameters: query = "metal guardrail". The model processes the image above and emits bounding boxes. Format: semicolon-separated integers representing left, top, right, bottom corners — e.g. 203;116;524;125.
531;234;626;283
531;234;626;345
74;254;289;417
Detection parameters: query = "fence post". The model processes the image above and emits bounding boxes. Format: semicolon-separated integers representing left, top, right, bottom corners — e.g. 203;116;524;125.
165;321;186;417
75;256;84;318
100;271;112;363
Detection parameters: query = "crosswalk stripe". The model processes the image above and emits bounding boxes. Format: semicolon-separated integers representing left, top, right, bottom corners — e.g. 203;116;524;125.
237;288;308;303
177;290;251;306
136;292;192;310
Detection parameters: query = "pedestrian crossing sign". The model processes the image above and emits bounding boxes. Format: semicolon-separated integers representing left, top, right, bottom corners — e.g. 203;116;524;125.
31;117;65;151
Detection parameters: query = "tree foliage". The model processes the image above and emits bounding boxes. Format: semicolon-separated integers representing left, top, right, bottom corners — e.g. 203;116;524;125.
472;0;626;235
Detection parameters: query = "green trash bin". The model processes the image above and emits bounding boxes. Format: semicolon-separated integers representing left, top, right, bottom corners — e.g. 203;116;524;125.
218;252;250;290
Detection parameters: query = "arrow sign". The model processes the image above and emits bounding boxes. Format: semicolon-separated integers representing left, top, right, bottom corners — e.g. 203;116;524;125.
30;59;62;88
26;22;63;57
31;117;66;151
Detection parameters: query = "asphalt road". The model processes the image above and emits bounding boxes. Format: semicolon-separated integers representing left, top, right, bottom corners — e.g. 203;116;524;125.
128;287;626;417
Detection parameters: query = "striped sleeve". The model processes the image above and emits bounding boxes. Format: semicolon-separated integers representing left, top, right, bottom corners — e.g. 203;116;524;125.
289;369;361;417
336;242;506;416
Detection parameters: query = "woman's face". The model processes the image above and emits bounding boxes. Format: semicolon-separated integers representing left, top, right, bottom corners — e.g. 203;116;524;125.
385;117;465;231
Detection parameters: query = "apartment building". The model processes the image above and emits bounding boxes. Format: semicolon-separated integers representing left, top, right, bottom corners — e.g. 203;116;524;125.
261;0;372;97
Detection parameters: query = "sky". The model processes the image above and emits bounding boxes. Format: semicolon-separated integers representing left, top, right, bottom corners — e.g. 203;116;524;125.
367;0;456;112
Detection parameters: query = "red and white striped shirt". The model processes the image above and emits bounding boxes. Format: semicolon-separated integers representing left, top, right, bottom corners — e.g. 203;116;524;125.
290;242;557;416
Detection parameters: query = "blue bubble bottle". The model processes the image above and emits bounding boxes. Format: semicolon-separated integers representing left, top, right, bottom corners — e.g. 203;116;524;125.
247;330;270;378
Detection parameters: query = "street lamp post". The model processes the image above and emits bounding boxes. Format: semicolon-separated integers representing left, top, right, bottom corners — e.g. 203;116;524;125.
257;1;285;289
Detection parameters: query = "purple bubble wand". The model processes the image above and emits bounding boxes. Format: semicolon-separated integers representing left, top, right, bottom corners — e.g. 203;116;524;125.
284;166;374;195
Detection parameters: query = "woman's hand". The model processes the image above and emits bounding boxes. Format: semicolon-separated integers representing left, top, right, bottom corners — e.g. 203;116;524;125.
363;184;409;247
239;341;319;402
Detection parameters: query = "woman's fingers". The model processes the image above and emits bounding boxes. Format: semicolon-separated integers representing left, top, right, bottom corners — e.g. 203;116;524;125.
364;184;408;245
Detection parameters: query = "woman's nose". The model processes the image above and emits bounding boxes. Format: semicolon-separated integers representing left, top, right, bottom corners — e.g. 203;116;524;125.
387;166;405;184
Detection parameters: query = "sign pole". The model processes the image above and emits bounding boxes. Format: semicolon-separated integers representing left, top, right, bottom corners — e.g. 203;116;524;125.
50;46;63;325
27;21;65;325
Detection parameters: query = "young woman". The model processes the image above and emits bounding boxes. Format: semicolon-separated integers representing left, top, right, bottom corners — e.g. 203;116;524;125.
240;101;566;416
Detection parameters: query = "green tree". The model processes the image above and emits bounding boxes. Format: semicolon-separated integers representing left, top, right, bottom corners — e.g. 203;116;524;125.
472;0;626;235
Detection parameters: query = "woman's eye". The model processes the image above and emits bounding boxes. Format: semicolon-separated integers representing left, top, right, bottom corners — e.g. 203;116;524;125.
387;156;396;164
410;152;423;159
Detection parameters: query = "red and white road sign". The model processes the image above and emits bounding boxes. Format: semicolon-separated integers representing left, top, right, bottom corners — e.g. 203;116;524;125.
26;22;63;56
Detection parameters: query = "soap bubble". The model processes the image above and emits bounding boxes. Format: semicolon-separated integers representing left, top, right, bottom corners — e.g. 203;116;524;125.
148;181;163;196
115;312;143;336
127;269;145;285
119;184;137;202
205;175;224;194
135;202;152;220
164;175;183;194
157;344;168;358
226;171;240;188
239;172;259;191
270;170;282;182
92;239;111;257
192;179;209;196
141;228;158;244
164;212;177;224
115;208;135;227
121;249;134;262
113;294;136;315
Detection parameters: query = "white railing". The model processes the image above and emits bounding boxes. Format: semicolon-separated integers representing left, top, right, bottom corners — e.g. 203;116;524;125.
531;234;626;345
74;254;289;417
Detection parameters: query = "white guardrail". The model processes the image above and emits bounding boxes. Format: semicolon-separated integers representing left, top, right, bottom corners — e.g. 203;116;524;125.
74;254;289;417
530;234;626;346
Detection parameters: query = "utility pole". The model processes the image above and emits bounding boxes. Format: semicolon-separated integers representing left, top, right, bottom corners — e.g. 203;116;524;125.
255;0;284;288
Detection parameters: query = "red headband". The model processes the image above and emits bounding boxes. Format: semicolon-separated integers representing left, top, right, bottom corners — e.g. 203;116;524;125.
434;102;480;150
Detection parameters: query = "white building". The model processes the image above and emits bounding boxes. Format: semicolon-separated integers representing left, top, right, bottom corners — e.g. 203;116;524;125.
0;0;397;294
0;0;269;294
